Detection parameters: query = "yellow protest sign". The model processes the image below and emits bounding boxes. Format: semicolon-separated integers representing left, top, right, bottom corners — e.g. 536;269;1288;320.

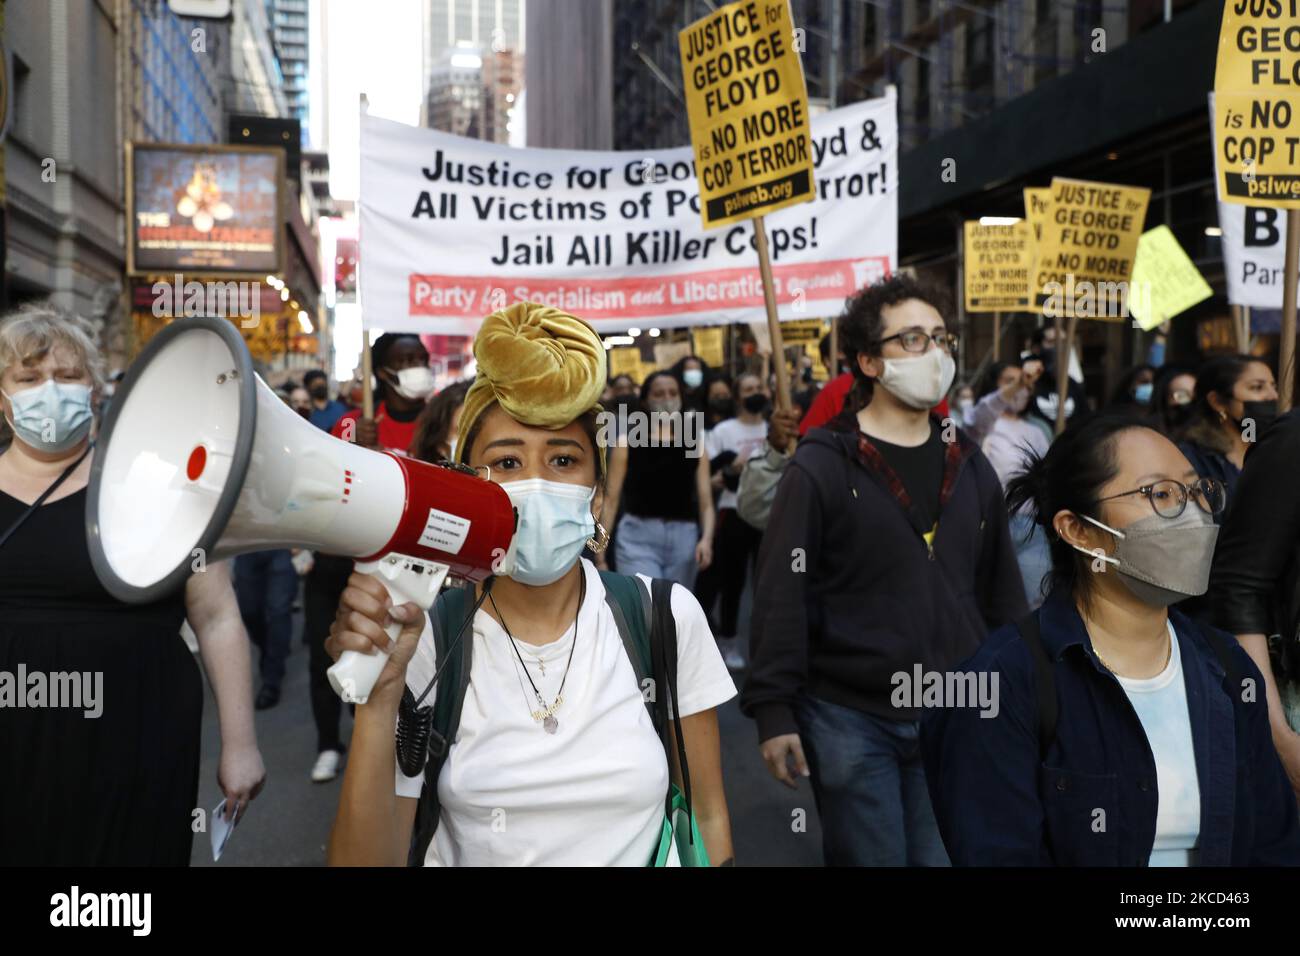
778;318;825;344
680;0;814;229
1128;226;1214;331
1215;3;1300;207
1024;188;1052;243
653;339;693;369
964;220;1035;311
1033;178;1151;321
691;326;726;367
608;347;642;382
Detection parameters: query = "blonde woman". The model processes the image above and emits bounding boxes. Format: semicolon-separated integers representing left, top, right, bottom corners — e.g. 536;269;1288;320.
0;307;265;865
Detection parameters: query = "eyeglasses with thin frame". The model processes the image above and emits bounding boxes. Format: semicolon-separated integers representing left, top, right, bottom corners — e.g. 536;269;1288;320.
878;328;960;353
1093;477;1226;519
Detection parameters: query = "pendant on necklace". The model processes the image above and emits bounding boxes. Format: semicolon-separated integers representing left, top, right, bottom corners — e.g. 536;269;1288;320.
543;715;559;734
538;659;546;676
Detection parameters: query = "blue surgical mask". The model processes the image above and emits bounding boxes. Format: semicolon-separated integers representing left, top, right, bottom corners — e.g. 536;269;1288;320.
2;379;94;453
499;477;596;586
1133;382;1153;405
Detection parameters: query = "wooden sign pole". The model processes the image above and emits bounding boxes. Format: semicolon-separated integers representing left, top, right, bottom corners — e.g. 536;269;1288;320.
1281;209;1300;412
361;334;375;419
1054;312;1074;436
754;214;791;411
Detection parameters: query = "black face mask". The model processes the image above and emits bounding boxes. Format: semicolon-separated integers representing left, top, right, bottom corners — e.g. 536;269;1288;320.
308;385;328;400
1238;400;1278;431
1165;403;1196;432
742;393;769;415
708;397;735;418
802;366;814;384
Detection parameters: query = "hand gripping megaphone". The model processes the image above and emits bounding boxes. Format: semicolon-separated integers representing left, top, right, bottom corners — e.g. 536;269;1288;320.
86;317;514;704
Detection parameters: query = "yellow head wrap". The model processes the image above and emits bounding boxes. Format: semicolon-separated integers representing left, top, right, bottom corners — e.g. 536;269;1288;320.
454;301;607;474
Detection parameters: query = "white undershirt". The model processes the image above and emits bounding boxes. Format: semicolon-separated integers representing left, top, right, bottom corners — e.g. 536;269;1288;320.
395;558;736;866
1113;621;1201;867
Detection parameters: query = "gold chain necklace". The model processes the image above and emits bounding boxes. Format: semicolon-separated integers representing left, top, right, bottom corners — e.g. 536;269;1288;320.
1092;628;1172;677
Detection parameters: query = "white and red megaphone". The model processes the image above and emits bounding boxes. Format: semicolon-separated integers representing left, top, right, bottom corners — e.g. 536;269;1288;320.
86;317;514;704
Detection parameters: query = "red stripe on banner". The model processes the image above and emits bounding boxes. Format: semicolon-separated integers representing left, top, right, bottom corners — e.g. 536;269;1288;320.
407;257;891;319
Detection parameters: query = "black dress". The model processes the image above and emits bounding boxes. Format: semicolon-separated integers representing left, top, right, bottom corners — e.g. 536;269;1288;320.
0;486;202;865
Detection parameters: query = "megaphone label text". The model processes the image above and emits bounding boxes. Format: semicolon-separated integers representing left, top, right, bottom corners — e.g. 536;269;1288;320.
418;508;471;555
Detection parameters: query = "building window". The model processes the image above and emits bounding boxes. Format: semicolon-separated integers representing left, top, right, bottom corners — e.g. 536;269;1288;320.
966;17;993;92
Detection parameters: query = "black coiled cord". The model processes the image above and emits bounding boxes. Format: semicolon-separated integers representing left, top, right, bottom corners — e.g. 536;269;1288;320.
395;577;495;777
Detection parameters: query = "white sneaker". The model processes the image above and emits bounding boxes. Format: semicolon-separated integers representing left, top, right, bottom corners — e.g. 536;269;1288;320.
719;637;747;671
311;749;342;783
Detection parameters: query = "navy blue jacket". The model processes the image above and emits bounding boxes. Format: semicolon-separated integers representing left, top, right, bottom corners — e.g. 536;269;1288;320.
921;590;1300;866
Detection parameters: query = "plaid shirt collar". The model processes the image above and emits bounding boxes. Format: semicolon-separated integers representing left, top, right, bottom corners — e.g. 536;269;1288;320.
850;415;974;530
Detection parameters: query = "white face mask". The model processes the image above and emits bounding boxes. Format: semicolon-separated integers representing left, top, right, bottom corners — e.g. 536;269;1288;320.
386;365;436;400
876;348;956;411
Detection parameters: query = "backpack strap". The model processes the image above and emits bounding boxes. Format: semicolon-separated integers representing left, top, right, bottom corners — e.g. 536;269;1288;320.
600;570;656;722
651;577;695;833
599;570;689;820
407;584;473;867
1013;610;1057;764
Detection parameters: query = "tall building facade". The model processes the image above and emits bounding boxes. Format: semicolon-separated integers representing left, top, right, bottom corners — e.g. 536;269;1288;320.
273;0;310;134
423;1;524;144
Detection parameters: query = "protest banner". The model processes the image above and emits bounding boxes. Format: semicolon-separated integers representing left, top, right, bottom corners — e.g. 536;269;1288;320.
1030;178;1149;434
358;94;895;336
1032;177;1150;319
653;339;693;369
1214;3;1300;208
1128;226;1213;331
1219;198;1291;307
963;220;1034;312
680;0;818;412
679;0;814;229
608;346;642;382
1214;6;1300;406
691;326;726;367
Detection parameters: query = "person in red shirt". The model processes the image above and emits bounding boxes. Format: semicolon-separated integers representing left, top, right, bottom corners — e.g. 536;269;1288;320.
331;333;434;455
310;333;435;784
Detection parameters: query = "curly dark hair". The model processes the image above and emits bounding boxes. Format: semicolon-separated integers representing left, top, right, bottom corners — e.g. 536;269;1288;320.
409;379;472;463
838;273;952;409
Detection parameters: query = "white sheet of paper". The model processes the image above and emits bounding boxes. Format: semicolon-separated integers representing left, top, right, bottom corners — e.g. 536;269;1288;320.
210;799;241;862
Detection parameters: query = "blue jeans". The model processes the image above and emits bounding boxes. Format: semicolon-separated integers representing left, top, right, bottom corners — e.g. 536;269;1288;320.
794;695;950;867
614;513;698;588
234;550;297;691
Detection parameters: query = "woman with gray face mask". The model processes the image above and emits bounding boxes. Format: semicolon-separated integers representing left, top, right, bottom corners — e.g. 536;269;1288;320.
923;412;1300;866
599;370;714;587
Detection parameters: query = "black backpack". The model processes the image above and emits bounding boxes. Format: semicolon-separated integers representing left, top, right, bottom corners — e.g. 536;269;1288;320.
405;572;693;866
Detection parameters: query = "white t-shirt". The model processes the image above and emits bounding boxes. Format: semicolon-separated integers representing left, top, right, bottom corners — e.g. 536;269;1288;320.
705;417;768;510
395;558;736;866
1113;621;1201;867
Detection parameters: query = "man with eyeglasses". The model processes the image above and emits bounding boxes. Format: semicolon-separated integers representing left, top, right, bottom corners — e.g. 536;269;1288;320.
742;274;1027;866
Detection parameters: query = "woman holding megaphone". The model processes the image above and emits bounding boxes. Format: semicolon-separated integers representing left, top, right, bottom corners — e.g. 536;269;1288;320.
325;303;737;866
0;306;266;865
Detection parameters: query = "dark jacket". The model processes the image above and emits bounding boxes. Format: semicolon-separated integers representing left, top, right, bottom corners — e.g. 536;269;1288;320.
1208;410;1300;676
921;590;1300;866
740;412;1026;742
